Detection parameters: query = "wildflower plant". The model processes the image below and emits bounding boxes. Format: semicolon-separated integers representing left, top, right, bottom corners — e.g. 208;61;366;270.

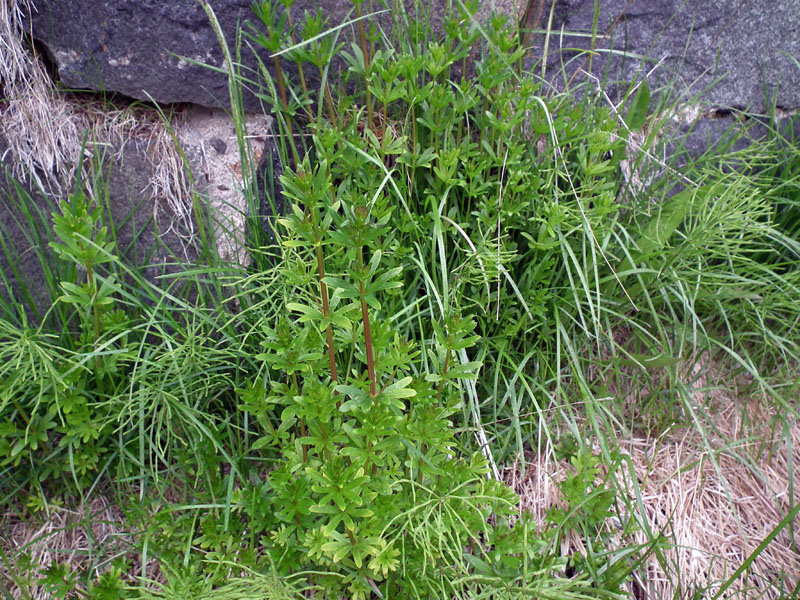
239;144;530;597
234;0;640;596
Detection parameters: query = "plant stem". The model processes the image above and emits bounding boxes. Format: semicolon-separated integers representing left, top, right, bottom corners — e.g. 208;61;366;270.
274;56;290;128
84;260;106;397
357;247;377;397
319;67;339;128
364;439;373;475
285;10;308;101
273;56;300;167
436;350;450;403
85;262;101;344
355;3;373;128
311;210;338;385
360;283;377;398
409;104;417;200
378;366;398;395
292;371;308;462
320;422;331;462
10;399;30;426
417;441;427;484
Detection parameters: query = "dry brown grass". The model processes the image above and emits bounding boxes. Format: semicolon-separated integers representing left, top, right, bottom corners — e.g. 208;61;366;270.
0;0;86;193
505;359;800;599
0;494;150;599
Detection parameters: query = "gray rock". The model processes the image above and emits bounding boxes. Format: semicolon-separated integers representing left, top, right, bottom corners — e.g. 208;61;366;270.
667;110;800;165
26;0;799;131
27;0;523;111
101;138;201;278
209;137;227;155
0;135;53;320
527;0;800;114
175;105;276;266
29;0;258;108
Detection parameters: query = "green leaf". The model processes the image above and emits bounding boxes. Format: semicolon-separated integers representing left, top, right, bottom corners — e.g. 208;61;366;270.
368;250;382;276
321;533;352;563
366;266;403;294
286;302;323;322
38;563;77;598
634;188;698;259
380;376;416;399
59;281;92;306
322;276;360;298
611;353;682;369
624;80;650;131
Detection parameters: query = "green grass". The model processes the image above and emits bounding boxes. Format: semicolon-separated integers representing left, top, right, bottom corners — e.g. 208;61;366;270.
2;0;800;598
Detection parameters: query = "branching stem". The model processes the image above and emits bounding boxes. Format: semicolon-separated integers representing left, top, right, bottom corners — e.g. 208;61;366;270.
311;210;338;386
357;247;377;397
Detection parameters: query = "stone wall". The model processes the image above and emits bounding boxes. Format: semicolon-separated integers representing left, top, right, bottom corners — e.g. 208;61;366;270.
26;0;523;110
26;1;800;116
527;0;800;114
2;0;799;318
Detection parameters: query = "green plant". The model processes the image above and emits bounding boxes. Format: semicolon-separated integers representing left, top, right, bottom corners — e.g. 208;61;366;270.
3;1;800;598
49;174;130;384
237;151;530;597
0;144;242;496
548;447;632;591
218;0;668;594
0;165;129;489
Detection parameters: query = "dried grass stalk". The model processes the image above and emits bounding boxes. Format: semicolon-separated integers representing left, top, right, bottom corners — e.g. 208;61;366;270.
0;495;156;600
506;362;800;599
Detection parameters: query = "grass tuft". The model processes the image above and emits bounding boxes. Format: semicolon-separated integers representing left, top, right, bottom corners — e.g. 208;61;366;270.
1;1;800;598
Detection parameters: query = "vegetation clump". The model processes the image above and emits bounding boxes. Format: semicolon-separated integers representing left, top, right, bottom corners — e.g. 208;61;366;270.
2;0;800;598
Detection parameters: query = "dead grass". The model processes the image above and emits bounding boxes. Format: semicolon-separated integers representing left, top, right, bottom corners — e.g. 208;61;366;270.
0;494;150;599
0;0;87;193
506;359;800;599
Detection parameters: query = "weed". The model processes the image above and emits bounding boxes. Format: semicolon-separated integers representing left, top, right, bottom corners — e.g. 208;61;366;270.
2;0;800;598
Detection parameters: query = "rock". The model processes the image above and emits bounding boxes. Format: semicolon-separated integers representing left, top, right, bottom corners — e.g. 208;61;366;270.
29;0;257;109
527;0;800;114
209;137;227;155
27;0;524;110
176;106;275;266
518;0;800;161
26;0;799;152
0;134;52;319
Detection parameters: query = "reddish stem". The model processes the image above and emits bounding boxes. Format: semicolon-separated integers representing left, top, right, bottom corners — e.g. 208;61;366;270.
360;283;377;398
312;209;337;386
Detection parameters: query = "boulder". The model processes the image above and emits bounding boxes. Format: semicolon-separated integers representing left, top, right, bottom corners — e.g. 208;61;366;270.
176;106;276;266
27;0;524;110
526;0;800;114
29;0;258;109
